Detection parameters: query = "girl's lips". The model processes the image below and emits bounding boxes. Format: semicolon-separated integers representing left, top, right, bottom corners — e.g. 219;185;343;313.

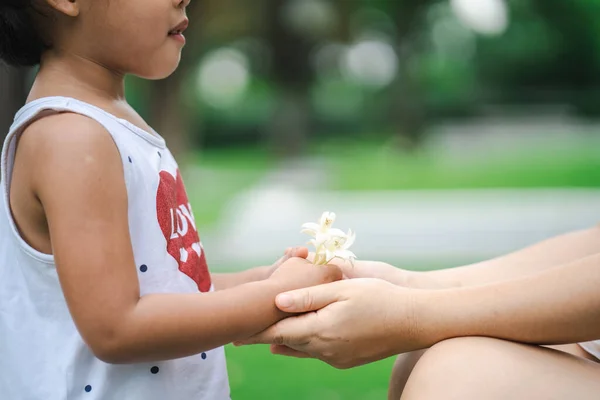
168;19;188;45
169;18;189;35
168;32;186;44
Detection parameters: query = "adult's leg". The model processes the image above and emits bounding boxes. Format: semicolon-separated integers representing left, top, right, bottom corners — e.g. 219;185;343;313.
388;350;426;400
389;343;598;399
397;337;600;400
388;226;600;398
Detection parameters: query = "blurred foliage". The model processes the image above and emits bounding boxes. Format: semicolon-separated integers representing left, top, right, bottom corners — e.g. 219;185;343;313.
124;0;600;151
5;0;600;148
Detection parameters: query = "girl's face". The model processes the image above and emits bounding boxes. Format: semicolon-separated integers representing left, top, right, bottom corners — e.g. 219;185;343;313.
47;0;190;79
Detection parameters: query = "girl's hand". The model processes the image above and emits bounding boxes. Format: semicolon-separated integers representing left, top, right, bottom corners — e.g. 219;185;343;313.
212;247;310;290
267;257;343;293
236;279;431;369
265;247;310;279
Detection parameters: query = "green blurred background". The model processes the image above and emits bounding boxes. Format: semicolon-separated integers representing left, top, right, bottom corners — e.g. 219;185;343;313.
2;0;600;398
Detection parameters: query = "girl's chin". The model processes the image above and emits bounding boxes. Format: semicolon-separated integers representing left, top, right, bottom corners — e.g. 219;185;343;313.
136;59;181;80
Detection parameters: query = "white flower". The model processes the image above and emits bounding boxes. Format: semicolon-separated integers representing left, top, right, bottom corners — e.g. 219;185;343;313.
301;212;357;265
301;211;336;238
322;229;356;264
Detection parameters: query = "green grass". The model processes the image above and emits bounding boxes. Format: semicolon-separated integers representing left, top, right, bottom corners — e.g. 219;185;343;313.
226;344;394;400
315;139;600;191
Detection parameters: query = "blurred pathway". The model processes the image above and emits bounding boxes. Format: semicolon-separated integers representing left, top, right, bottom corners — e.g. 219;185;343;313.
202;160;600;269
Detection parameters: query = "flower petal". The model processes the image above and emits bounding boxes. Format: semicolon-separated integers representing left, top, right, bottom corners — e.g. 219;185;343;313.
301;223;320;237
325;249;336;262
319;211;335;225
301;222;320;231
342;230;356;249
319;212;336;231
322;238;340;252
327;228;347;238
333;249;356;260
315;232;332;246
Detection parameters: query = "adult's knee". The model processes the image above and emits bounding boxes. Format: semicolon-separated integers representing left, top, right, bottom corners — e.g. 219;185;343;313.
388;350;427;400
401;337;510;400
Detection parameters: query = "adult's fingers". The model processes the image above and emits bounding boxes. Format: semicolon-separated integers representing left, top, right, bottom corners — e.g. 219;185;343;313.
235;312;317;346
270;344;313;359
276;280;345;313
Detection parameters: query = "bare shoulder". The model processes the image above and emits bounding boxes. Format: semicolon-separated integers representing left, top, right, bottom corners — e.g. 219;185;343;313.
15;112;125;198
18;112;117;158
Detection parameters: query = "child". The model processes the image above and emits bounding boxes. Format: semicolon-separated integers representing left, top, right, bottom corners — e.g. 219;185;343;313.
0;0;341;399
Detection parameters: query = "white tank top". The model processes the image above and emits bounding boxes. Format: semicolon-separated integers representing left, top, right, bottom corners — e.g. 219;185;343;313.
579;341;600;360
0;97;230;400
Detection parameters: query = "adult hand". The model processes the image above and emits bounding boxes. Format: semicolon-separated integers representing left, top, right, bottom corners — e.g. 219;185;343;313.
334;258;407;285
236;279;431;369
307;253;413;286
314;254;448;289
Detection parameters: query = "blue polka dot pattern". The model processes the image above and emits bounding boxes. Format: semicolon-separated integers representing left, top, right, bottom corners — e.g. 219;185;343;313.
201;353;207;360
158;151;162;158
151;366;160;374
85;385;92;393
128;156;132;163
140;265;148;273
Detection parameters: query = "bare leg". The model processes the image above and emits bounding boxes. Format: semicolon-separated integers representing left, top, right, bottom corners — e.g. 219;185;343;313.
397;337;600;400
387;350;426;400
388;342;598;400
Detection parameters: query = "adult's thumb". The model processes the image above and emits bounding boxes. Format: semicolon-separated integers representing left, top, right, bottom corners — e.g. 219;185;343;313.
276;282;342;313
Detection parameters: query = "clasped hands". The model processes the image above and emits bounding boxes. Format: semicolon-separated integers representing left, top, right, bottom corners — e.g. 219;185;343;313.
238;249;433;369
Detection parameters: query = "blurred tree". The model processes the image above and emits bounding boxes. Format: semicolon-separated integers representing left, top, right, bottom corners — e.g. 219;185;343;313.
385;0;437;150
0;67;29;144
263;0;316;157
529;0;600;114
475;0;600;114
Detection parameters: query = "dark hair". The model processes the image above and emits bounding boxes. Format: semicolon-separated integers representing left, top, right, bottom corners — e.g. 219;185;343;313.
0;0;46;67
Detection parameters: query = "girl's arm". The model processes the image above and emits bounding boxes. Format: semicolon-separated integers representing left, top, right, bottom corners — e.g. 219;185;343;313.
211;267;272;290
211;249;303;290
21;114;341;364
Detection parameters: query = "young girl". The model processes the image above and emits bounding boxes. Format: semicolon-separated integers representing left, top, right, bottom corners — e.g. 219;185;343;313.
0;0;341;399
